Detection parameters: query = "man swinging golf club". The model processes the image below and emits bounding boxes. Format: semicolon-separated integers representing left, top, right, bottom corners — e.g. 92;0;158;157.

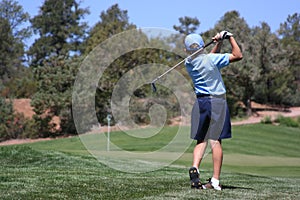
185;31;243;190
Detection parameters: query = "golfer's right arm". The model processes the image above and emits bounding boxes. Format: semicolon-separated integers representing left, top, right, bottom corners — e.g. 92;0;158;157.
229;37;243;62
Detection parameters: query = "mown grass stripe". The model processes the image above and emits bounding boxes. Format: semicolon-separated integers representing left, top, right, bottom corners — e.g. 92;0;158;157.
0;124;299;199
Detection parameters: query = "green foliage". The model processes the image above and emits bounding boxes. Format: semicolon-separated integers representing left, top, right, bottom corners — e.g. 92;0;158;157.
0;98;15;141
0;17;15;82
0;16;24;85
20;118;39;139
251;22;294;106
28;0;89;66
202;11;300;114
4;67;37;98
278;13;300;106
31;57;80;136
0;0;32;98
173;16;200;35
261;115;300;128
0;0;31;42
27;0;88;136
129;86;181;125
274;115;299;128
95;47;182;125
84;4;136;54
260;115;272;124
0;98;36;141
83;5;181;126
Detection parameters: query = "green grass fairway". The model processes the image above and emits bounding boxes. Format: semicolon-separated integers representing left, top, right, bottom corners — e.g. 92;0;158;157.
0;124;299;199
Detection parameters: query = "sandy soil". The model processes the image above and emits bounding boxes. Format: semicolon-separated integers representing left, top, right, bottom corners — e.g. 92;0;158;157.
0;138;54;146
13;98;35;118
231;107;300;125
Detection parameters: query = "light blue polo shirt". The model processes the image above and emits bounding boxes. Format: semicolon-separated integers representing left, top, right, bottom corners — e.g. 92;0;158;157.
185;53;230;95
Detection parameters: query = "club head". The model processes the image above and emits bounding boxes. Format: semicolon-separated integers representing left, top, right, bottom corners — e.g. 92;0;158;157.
151;82;157;93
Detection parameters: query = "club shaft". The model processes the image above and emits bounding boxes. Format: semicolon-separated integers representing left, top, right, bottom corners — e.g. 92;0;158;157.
152;59;185;83
151;40;214;83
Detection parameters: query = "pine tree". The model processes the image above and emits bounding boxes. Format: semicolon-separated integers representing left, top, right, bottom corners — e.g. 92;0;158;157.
278;13;300;105
83;4;136;54
252;22;292;106
31;57;80;136
29;0;88;136
0;0;31;97
0;0;31;43
80;4;137;125
173;16;200;35
28;0;89;66
0;17;14;83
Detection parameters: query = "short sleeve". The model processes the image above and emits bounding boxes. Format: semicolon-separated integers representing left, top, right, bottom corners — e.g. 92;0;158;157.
208;53;230;69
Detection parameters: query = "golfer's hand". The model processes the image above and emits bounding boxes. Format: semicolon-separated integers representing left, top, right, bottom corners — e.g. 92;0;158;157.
213;31;233;42
212;32;222;42
220;31;233;40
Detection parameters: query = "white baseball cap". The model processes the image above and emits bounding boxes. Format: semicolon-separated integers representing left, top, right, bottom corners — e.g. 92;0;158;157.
184;33;205;51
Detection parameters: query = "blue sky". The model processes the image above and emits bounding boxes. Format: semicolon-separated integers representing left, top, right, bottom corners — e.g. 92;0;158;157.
20;0;299;43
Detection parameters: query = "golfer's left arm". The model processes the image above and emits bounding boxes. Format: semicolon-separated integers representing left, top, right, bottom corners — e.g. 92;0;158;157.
210;41;223;53
211;32;224;53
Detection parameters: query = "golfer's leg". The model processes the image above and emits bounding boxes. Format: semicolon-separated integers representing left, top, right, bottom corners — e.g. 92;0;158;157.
192;140;208;169
210;139;223;180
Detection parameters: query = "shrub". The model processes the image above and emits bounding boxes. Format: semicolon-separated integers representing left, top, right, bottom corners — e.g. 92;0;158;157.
0;98;41;141
0;98;15;141
21;119;39;139
261;116;272;124
297;117;300;124
274;115;299;128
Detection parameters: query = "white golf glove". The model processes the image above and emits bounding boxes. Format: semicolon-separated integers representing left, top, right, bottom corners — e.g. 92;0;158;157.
213;31;233;42
220;30;233;40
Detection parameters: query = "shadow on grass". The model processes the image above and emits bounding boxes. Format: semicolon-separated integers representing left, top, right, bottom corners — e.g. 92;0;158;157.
222;185;254;190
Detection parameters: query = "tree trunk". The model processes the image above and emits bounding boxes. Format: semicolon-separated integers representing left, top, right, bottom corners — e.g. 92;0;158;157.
246;99;252;116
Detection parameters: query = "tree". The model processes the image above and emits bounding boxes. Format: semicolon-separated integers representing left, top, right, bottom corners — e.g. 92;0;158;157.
81;5;184;127
82;4;138;124
31;56;79;136
0;97;33;141
211;11;296;112
0;17;14;83
0;0;31;43
0;0;35;98
0;16;33;98
173;16;200;35
83;4;136;54
0;0;32;97
279;13;300;44
252;22;292;106
0;98;14;141
278;13;300;105
28;0;89;66
29;0;89;136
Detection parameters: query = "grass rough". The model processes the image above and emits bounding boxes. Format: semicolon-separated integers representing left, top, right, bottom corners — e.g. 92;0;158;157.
0;124;299;199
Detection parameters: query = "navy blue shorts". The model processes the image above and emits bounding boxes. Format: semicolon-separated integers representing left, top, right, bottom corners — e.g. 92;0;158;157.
191;96;231;141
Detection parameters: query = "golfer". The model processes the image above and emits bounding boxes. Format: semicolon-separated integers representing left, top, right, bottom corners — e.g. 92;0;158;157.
184;31;243;190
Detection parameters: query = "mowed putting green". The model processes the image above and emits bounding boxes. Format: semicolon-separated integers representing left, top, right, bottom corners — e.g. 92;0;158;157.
0;124;299;199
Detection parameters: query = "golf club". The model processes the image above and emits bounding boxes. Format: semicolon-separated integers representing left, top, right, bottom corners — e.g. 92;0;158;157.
151;40;215;92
